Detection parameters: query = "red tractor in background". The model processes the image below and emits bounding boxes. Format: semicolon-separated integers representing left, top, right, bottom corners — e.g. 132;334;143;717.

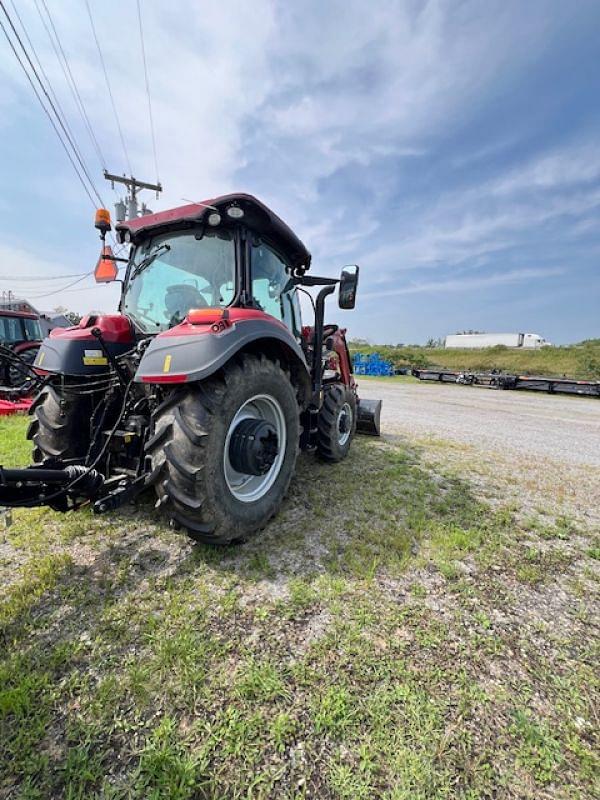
0;194;381;544
0;308;43;389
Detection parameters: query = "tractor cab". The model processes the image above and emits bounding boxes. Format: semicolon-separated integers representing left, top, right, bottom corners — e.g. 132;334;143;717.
91;193;361;397
100;194;313;339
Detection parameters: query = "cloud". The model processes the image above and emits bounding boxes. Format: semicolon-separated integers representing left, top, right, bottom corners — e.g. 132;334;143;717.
361;267;565;300
0;0;598;342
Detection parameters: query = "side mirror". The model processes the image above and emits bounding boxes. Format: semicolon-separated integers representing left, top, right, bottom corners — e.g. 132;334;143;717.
338;264;359;309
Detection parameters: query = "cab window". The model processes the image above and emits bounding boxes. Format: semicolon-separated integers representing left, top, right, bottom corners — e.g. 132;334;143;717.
250;241;301;336
123;230;236;331
0;316;23;343
23;318;42;340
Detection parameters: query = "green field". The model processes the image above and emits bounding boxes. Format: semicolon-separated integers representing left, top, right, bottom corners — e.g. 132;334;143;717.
0;413;598;799
349;339;600;379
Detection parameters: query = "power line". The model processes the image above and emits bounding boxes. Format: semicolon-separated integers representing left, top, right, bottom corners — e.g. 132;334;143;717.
0;272;92;281
2;0;125;270
0;274;87;282
27;271;95;298
0;0;105;208
27;267;125;299
34;0;107;171
7;0;82;167
84;0;133;175
0;9;97;208
136;0;159;183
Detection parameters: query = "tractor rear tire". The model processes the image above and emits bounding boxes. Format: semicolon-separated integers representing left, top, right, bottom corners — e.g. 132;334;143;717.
147;355;300;545
317;383;356;462
8;346;39;388
27;384;92;463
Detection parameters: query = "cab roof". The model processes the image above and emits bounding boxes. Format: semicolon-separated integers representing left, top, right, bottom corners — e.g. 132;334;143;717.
0;309;38;319
116;192;311;271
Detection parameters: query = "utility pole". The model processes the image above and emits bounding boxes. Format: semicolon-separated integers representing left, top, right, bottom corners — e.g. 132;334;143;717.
103;170;162;222
0;291;17;310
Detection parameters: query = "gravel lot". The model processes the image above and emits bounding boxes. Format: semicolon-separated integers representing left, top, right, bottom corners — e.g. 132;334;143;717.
362;379;600;468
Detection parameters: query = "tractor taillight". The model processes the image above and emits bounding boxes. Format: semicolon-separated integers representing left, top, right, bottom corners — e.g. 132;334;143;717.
141;374;188;384
187;308;230;326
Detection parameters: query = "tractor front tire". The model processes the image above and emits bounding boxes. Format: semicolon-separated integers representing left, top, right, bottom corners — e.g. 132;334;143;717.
317;383;356;462
148;355;300;545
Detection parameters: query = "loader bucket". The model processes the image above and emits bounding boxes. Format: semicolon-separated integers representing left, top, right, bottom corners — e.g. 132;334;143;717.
356;398;381;436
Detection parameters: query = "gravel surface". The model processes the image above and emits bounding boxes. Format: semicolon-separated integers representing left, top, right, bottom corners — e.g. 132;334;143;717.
361;379;600;468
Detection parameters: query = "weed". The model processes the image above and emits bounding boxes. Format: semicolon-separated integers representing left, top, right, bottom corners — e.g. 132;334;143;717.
510;709;563;784
313;685;356;736
235;658;289;702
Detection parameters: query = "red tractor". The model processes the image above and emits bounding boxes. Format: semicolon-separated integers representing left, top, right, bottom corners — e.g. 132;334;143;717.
0;308;43;391
0;194;381;544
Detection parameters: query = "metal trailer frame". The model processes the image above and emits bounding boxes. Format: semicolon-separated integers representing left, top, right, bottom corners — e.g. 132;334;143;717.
411;368;600;398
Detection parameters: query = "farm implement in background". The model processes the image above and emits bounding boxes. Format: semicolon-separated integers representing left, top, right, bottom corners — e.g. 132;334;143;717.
0;394;33;417
0;309;43;400
0;342;43;416
412;368;600;398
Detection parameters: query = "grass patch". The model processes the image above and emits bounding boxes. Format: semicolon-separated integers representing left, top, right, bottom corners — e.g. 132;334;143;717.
0;412;597;798
0;552;73;630
0;413;31;466
511;709;564;784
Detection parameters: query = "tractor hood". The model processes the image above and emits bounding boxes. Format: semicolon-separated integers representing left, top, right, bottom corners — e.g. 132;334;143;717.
116;193;312;272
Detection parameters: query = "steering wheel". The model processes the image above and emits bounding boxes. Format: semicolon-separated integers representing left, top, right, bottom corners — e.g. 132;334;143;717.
165;284;209;328
133;307;163;328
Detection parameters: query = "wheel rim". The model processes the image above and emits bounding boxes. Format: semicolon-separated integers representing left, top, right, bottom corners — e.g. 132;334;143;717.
337;402;352;446
224;394;287;503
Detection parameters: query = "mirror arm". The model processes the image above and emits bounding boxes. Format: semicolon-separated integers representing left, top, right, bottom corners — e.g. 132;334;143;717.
101;254;129;263
293;275;339;287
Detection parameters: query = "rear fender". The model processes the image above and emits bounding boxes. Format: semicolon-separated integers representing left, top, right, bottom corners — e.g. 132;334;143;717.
13;341;41;356
136;318;311;406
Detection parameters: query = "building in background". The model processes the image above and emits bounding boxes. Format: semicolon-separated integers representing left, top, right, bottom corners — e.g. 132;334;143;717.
445;332;552;349
0;296;73;336
37;310;73;337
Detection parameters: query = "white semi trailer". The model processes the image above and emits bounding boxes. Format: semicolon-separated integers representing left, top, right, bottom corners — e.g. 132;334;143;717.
445;333;551;349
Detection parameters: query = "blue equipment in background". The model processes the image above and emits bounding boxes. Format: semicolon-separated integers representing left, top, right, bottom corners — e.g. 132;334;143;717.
353;352;394;377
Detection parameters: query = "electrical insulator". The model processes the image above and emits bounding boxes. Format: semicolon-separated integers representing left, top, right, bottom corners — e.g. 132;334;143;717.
114;200;126;222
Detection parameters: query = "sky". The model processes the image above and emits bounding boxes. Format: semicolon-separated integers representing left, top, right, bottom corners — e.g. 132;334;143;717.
0;0;599;345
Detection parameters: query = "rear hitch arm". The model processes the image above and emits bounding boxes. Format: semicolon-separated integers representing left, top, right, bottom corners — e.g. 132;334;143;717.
0;464;105;510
